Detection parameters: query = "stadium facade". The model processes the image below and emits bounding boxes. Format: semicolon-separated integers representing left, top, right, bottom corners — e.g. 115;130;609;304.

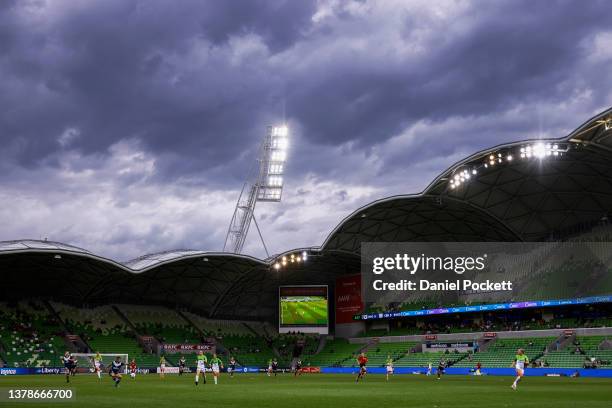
1;107;612;335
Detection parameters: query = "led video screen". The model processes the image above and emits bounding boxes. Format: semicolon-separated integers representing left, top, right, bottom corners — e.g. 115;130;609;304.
279;286;328;334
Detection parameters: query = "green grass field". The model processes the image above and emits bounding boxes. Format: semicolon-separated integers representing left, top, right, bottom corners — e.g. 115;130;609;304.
280;296;328;325
1;373;610;408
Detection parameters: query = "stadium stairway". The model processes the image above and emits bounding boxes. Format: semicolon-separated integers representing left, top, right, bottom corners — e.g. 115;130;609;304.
242;322;264;339
112;305;139;334
113;305;165;360
477;337;495;352
44;301;91;353
176;310;207;339
314;336;327;355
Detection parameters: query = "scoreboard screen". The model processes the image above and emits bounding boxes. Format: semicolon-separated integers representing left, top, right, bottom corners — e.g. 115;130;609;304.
279;286;328;334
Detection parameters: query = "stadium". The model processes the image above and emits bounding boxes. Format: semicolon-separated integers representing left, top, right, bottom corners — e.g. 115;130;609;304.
1;108;611;407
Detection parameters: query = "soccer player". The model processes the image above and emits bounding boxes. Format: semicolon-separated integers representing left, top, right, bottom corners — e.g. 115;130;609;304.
210;353;223;385
267;358;273;377
159;355;166;379
356;353;368;382
272;358;279;377
93;352;103;380
475;362;482;376
195;351;207;386
426;362;432;376
511;348;529;390
69;354;78;377
228;356;236;377
129;359;137;379
178;356;186;376
436;358;446;380
385;355;394;381
294;359;302;377
61;352;73;383
109;356;124;388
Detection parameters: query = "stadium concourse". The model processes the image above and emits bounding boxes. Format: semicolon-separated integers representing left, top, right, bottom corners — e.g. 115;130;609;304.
1;108;612;376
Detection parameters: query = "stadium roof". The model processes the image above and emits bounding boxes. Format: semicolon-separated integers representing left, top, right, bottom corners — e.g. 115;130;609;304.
0;239;93;255
322;107;612;253
1;107;611;320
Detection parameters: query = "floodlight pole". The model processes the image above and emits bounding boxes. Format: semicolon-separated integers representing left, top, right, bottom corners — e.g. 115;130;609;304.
251;211;270;258
223;125;288;254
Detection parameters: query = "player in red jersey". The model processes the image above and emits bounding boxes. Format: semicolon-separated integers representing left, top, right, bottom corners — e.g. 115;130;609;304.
356;353;368;383
129;359;137;379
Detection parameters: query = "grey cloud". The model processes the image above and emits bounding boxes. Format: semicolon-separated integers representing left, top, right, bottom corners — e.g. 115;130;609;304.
0;0;611;259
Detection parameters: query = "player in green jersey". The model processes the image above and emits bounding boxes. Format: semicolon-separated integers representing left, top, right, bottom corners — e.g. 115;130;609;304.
93;352;103;380
159;356;166;379
385;355;394;381
511;348;529;390
195;351;208;386
210;353;224;385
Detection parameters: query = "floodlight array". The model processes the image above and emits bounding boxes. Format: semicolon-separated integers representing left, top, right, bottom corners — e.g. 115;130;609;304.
273;251;308;270
257;125;289;202
449;142;569;190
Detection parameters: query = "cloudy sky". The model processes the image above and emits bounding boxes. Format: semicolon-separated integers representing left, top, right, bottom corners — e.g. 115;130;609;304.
1;0;611;261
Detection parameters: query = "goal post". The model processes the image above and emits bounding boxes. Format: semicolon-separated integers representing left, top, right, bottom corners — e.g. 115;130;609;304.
71;353;129;374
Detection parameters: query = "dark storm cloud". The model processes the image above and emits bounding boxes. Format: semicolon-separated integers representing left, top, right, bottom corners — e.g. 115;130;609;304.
0;0;611;259
288;0;611;148
0;0;316;179
1;0;609;177
197;0;317;51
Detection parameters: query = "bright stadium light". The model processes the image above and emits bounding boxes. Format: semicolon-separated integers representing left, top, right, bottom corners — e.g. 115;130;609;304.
224;124;290;254
450;142;571;190
533;143;546;158
272;126;288;137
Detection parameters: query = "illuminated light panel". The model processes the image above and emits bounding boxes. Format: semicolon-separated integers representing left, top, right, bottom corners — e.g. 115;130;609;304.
274;251;310;269
450;142;569;190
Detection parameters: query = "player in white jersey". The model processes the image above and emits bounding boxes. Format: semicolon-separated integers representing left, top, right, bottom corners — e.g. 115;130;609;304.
426;362;432;376
511;348;529;390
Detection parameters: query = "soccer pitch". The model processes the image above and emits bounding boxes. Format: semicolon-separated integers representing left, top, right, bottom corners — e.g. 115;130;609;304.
280;296;327;325
1;374;611;408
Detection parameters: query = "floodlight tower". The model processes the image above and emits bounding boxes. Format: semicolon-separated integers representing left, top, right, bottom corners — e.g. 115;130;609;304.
223;125;289;255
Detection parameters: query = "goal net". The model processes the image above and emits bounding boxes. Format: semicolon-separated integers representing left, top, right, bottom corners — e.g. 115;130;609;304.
71;353;129;374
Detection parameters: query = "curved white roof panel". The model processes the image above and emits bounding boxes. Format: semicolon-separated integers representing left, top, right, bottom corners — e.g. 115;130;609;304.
124;250;210;270
0;240;92;255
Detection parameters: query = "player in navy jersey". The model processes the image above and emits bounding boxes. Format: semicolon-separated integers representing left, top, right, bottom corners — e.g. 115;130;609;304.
437;359;447;380
272;359;279;376
294;359;302;377
178;356;186;376
109;356;124;387
61;352;75;383
228;356;237;377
